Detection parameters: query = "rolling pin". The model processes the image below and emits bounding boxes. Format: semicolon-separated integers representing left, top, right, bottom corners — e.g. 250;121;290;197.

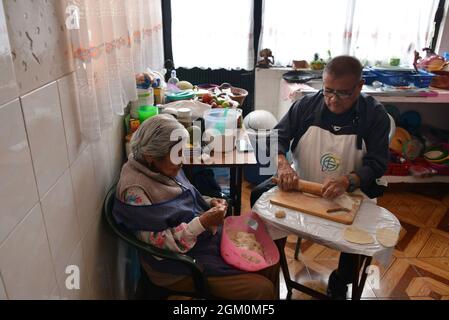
271;177;323;197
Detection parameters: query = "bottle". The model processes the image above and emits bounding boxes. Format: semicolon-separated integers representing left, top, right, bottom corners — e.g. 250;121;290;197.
167;70;179;92
177;107;192;129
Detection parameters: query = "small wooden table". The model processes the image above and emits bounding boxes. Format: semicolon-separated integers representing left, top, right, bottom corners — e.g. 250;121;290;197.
182;129;257;215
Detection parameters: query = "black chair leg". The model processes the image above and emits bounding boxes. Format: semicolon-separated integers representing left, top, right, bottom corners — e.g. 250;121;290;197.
294;237;302;260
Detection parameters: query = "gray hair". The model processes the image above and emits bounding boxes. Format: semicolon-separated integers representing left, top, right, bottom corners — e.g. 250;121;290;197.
324;55;363;80
131;114;189;163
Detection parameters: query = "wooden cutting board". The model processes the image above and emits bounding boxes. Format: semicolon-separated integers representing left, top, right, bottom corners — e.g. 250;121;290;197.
270;190;363;225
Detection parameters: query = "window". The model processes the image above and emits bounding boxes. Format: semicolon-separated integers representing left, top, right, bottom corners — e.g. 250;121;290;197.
260;0;440;66
171;0;254;70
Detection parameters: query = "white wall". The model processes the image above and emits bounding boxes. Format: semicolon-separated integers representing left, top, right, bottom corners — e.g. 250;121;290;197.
0;0;126;299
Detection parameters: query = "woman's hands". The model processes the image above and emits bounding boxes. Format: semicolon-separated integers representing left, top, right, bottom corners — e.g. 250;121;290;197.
199;200;228;230
210;198;227;208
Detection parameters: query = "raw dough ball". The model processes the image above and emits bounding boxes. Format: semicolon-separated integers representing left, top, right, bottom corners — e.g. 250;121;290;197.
376;228;399;247
275;210;286;219
344;227;374;244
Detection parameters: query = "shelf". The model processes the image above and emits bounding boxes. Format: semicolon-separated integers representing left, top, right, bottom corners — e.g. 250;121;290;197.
365;87;449;104
296;86;449;104
384;175;449;183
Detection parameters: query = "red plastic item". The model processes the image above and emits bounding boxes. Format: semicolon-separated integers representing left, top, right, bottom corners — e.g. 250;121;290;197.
386;162;411;176
221;212;279;272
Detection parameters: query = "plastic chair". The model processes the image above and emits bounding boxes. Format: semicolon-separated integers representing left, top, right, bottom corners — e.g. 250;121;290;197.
102;185;212;299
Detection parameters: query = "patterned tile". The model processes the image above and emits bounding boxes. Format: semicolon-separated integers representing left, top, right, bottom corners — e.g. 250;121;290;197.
418;231;449;258
437;208;449;234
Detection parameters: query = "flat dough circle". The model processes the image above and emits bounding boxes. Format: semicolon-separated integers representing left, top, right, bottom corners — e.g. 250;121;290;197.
376;228;399;247
344;227;374;244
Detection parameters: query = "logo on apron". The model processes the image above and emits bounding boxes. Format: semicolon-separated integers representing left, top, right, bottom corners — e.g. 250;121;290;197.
320;153;341;172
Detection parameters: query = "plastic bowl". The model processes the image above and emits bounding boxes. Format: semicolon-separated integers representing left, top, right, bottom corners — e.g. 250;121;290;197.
138;105;159;123
203;108;240;135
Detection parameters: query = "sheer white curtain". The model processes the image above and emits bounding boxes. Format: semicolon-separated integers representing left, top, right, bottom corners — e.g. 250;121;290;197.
260;0;439;67
171;0;254;70
68;0;164;141
260;0;353;67
351;0;439;65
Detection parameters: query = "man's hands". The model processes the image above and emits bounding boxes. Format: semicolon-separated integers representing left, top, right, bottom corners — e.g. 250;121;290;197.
322;176;350;199
277;154;299;191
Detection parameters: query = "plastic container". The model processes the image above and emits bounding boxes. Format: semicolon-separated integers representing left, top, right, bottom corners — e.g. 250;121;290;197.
138;105;159;123
220;212;279;272
386;162;411;176
203;108;240;135
369;68;435;88
362;69;378;85
167;70;179;93
165;90;195;102
131;88;154;118
177;107;192;129
243;110;278;184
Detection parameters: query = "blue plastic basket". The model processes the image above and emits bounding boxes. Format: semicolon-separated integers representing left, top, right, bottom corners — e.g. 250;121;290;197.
362;69;378;85
370;68;435;88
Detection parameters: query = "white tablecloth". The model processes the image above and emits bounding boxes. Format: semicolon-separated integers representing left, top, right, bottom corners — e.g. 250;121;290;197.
253;187;401;266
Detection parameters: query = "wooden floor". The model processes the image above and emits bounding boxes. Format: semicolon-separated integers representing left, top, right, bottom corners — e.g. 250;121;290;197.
241;181;449;300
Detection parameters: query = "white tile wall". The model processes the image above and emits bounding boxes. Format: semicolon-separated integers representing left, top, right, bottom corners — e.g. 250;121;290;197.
0;99;39;244
40;169;81;279
3;0;74;95
91;132;113;203
21;81;69;198
0;204;58;299
0;272;7;300
108;115;126;180
0;2;18;105
82;216;114;300
70;145;101;235
0;0;128;300
58;73;87;165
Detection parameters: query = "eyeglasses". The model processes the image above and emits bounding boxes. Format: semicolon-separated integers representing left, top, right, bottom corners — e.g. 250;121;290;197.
322;83;359;100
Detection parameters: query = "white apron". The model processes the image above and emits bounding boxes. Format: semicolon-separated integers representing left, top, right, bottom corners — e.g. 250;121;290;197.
293;126;366;184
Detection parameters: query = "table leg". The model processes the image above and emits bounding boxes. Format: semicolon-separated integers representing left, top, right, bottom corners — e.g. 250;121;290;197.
294;237;302;260
235;166;243;215
230;167;236;215
351;255;373;300
275;238;329;300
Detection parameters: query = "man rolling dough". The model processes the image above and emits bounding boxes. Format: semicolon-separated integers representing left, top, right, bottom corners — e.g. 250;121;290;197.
251;56;390;299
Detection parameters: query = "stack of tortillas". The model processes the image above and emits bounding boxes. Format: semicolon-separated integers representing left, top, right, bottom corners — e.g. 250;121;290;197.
343;226;399;247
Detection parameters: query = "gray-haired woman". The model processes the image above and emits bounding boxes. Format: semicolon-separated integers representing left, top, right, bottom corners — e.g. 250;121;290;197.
113;114;279;299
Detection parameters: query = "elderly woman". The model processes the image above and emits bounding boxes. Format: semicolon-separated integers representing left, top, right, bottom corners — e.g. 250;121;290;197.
113;114;279;300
